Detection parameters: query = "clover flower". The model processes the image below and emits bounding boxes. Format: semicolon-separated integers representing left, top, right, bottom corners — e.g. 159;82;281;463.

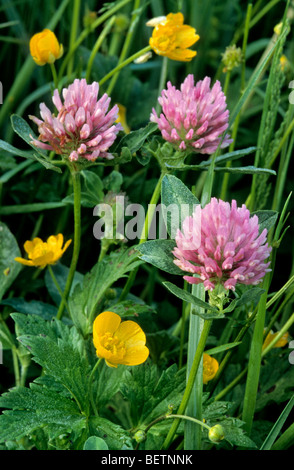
93;311;149;368
29;78;123;162
15;234;71;269
150;74;232;154
29;29;63;66
148;12;199;62
203;353;219;384
173;198;272;292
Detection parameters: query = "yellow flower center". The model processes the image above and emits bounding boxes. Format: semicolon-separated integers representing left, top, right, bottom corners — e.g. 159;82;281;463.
99;332;126;359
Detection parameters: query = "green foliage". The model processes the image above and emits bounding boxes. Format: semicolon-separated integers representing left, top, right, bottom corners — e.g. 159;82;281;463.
0;222;21;303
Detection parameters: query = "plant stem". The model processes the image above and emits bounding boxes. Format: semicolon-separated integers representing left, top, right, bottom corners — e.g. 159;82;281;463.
162;320;212;450
155;56;168;113
88;358;102;417
99;45;152;87
85;16;116;82
242;271;271;434
48;265;70;315
106;0;141;96
49;63;59;90
57;0;133;82
119;170;166;301
67;0;81;78
56;169;81;320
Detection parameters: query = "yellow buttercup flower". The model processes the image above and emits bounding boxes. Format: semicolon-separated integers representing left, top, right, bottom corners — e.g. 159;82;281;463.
262;329;289;351
93;311;149;368
116;104;131;134
148;12;199;62
29;29;63;66
203;353;219;384
15;234;71;269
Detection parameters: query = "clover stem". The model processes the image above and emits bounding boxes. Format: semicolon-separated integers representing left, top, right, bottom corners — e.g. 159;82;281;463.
56;169;81;320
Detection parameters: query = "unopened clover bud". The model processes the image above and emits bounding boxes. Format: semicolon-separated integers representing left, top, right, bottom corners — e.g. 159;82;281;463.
221;44;243;72
208;424;225;443
134;429;146;443
167;404;174;415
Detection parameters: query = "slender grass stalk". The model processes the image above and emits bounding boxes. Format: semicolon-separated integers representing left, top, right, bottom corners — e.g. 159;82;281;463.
155;56;168;114
119;170;166;302
88;358;102;417
162;320;212;450
0;0;71;126
214;311;294;403
48;265;71;315
219;3;252;201
242;271;271;434
85;16;116;82
106;0;141;96
99;45;152;87
49;63;59;90
56;169;81;320
271;422;294;450
57;0;133;82
67;0;81;77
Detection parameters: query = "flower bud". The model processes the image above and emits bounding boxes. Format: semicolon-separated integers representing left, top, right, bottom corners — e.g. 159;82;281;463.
134;429;146;443
208;424;225;443
221;44;243;72
29;29;63;66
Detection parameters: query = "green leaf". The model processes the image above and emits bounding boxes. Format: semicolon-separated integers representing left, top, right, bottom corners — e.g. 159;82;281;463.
200;147;257;167
0;222;21;303
10;114;62;173
0;383;85;444
218;418;257;448
260;395;294;450
163;281;222;319
119;363;186;426
44;263;83;308
137;239;184;275
161;174;200;236
204;342;242;356
252;209;279;234
83;436;109;450
109;299;156;318
2;298;58;320
0;139;36;159
114;122;157;157
0;201;67;215
68;246;143;335
12;313;91;415
222;287;265;314
88;416;133;450
81;170;104;203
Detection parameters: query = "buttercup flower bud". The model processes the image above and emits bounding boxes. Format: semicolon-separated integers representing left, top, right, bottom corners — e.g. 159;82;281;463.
134;429;146;443
208;424;225;443
29;29;63;66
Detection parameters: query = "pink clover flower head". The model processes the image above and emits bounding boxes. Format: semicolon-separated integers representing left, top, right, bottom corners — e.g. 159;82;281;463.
150;74;232;154
173;198;272;292
29;78;123;162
